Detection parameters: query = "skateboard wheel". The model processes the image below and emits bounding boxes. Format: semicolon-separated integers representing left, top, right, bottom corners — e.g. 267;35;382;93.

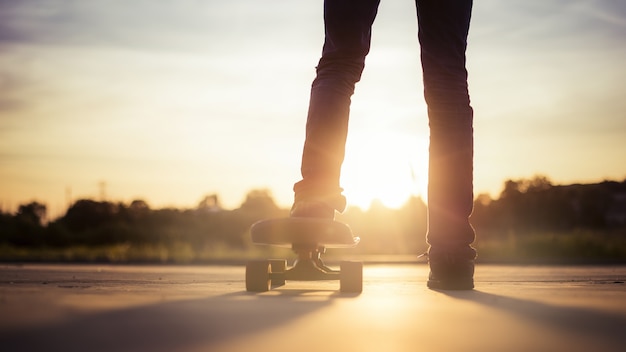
246;260;270;292
340;261;363;293
269;259;287;286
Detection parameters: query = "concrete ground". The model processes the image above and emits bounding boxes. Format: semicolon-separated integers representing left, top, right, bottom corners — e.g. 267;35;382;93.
0;263;625;352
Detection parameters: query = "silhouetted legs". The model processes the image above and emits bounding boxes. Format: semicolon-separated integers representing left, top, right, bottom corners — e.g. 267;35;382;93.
293;0;476;287
418;0;476;259
293;0;380;214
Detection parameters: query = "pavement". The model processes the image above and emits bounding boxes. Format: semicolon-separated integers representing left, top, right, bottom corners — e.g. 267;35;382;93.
0;263;625;352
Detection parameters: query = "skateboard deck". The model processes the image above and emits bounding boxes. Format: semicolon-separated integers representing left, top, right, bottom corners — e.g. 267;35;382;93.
250;217;360;248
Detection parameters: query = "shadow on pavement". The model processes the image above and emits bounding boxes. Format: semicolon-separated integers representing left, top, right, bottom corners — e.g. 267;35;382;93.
440;289;626;347
0;289;356;352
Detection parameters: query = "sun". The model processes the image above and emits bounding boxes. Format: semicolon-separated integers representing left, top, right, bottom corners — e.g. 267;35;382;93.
340;132;428;210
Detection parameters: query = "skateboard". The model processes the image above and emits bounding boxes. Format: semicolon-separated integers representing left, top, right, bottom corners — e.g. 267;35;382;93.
245;217;363;293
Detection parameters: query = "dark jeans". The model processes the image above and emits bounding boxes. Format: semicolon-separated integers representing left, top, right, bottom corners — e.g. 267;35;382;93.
295;0;476;253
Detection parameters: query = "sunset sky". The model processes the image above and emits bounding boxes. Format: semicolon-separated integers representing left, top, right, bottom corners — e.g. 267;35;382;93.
1;0;625;218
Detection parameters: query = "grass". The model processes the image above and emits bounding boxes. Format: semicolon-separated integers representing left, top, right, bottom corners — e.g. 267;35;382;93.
1;230;625;264
0;242;295;264
474;229;626;264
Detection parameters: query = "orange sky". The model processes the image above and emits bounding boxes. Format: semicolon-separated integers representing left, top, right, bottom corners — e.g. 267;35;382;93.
1;0;626;218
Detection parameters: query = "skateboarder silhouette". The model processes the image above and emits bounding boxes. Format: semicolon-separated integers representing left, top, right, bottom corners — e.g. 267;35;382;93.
290;0;476;290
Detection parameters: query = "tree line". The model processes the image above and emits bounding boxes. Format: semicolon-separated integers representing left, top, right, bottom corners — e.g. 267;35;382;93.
1;176;625;262
471;176;626;232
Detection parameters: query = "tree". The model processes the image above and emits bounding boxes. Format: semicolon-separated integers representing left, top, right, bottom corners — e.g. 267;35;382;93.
197;194;221;212
63;199;119;232
129;199;150;212
239;189;280;215
17;201;47;226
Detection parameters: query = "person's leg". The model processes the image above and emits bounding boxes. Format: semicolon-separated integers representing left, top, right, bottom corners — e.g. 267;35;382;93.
292;0;381;218
417;0;476;289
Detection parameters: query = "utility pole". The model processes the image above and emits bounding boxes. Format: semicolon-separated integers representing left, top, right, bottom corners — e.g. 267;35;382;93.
65;186;72;210
99;181;107;201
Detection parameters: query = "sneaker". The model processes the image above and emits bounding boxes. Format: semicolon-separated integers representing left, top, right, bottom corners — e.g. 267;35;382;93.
427;251;475;290
427;263;474;290
290;200;335;220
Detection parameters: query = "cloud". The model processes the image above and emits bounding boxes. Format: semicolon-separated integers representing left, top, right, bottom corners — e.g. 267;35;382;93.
0;0;320;54
0;71;26;114
472;0;626;51
0;0;208;50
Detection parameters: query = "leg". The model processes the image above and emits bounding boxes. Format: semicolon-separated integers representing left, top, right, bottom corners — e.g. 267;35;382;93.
292;0;381;218
417;0;476;289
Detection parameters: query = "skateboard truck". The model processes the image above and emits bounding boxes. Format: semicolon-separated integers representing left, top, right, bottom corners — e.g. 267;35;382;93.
283;245;338;281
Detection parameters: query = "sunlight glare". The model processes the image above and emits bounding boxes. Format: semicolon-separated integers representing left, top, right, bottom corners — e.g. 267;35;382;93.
341;133;428;210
